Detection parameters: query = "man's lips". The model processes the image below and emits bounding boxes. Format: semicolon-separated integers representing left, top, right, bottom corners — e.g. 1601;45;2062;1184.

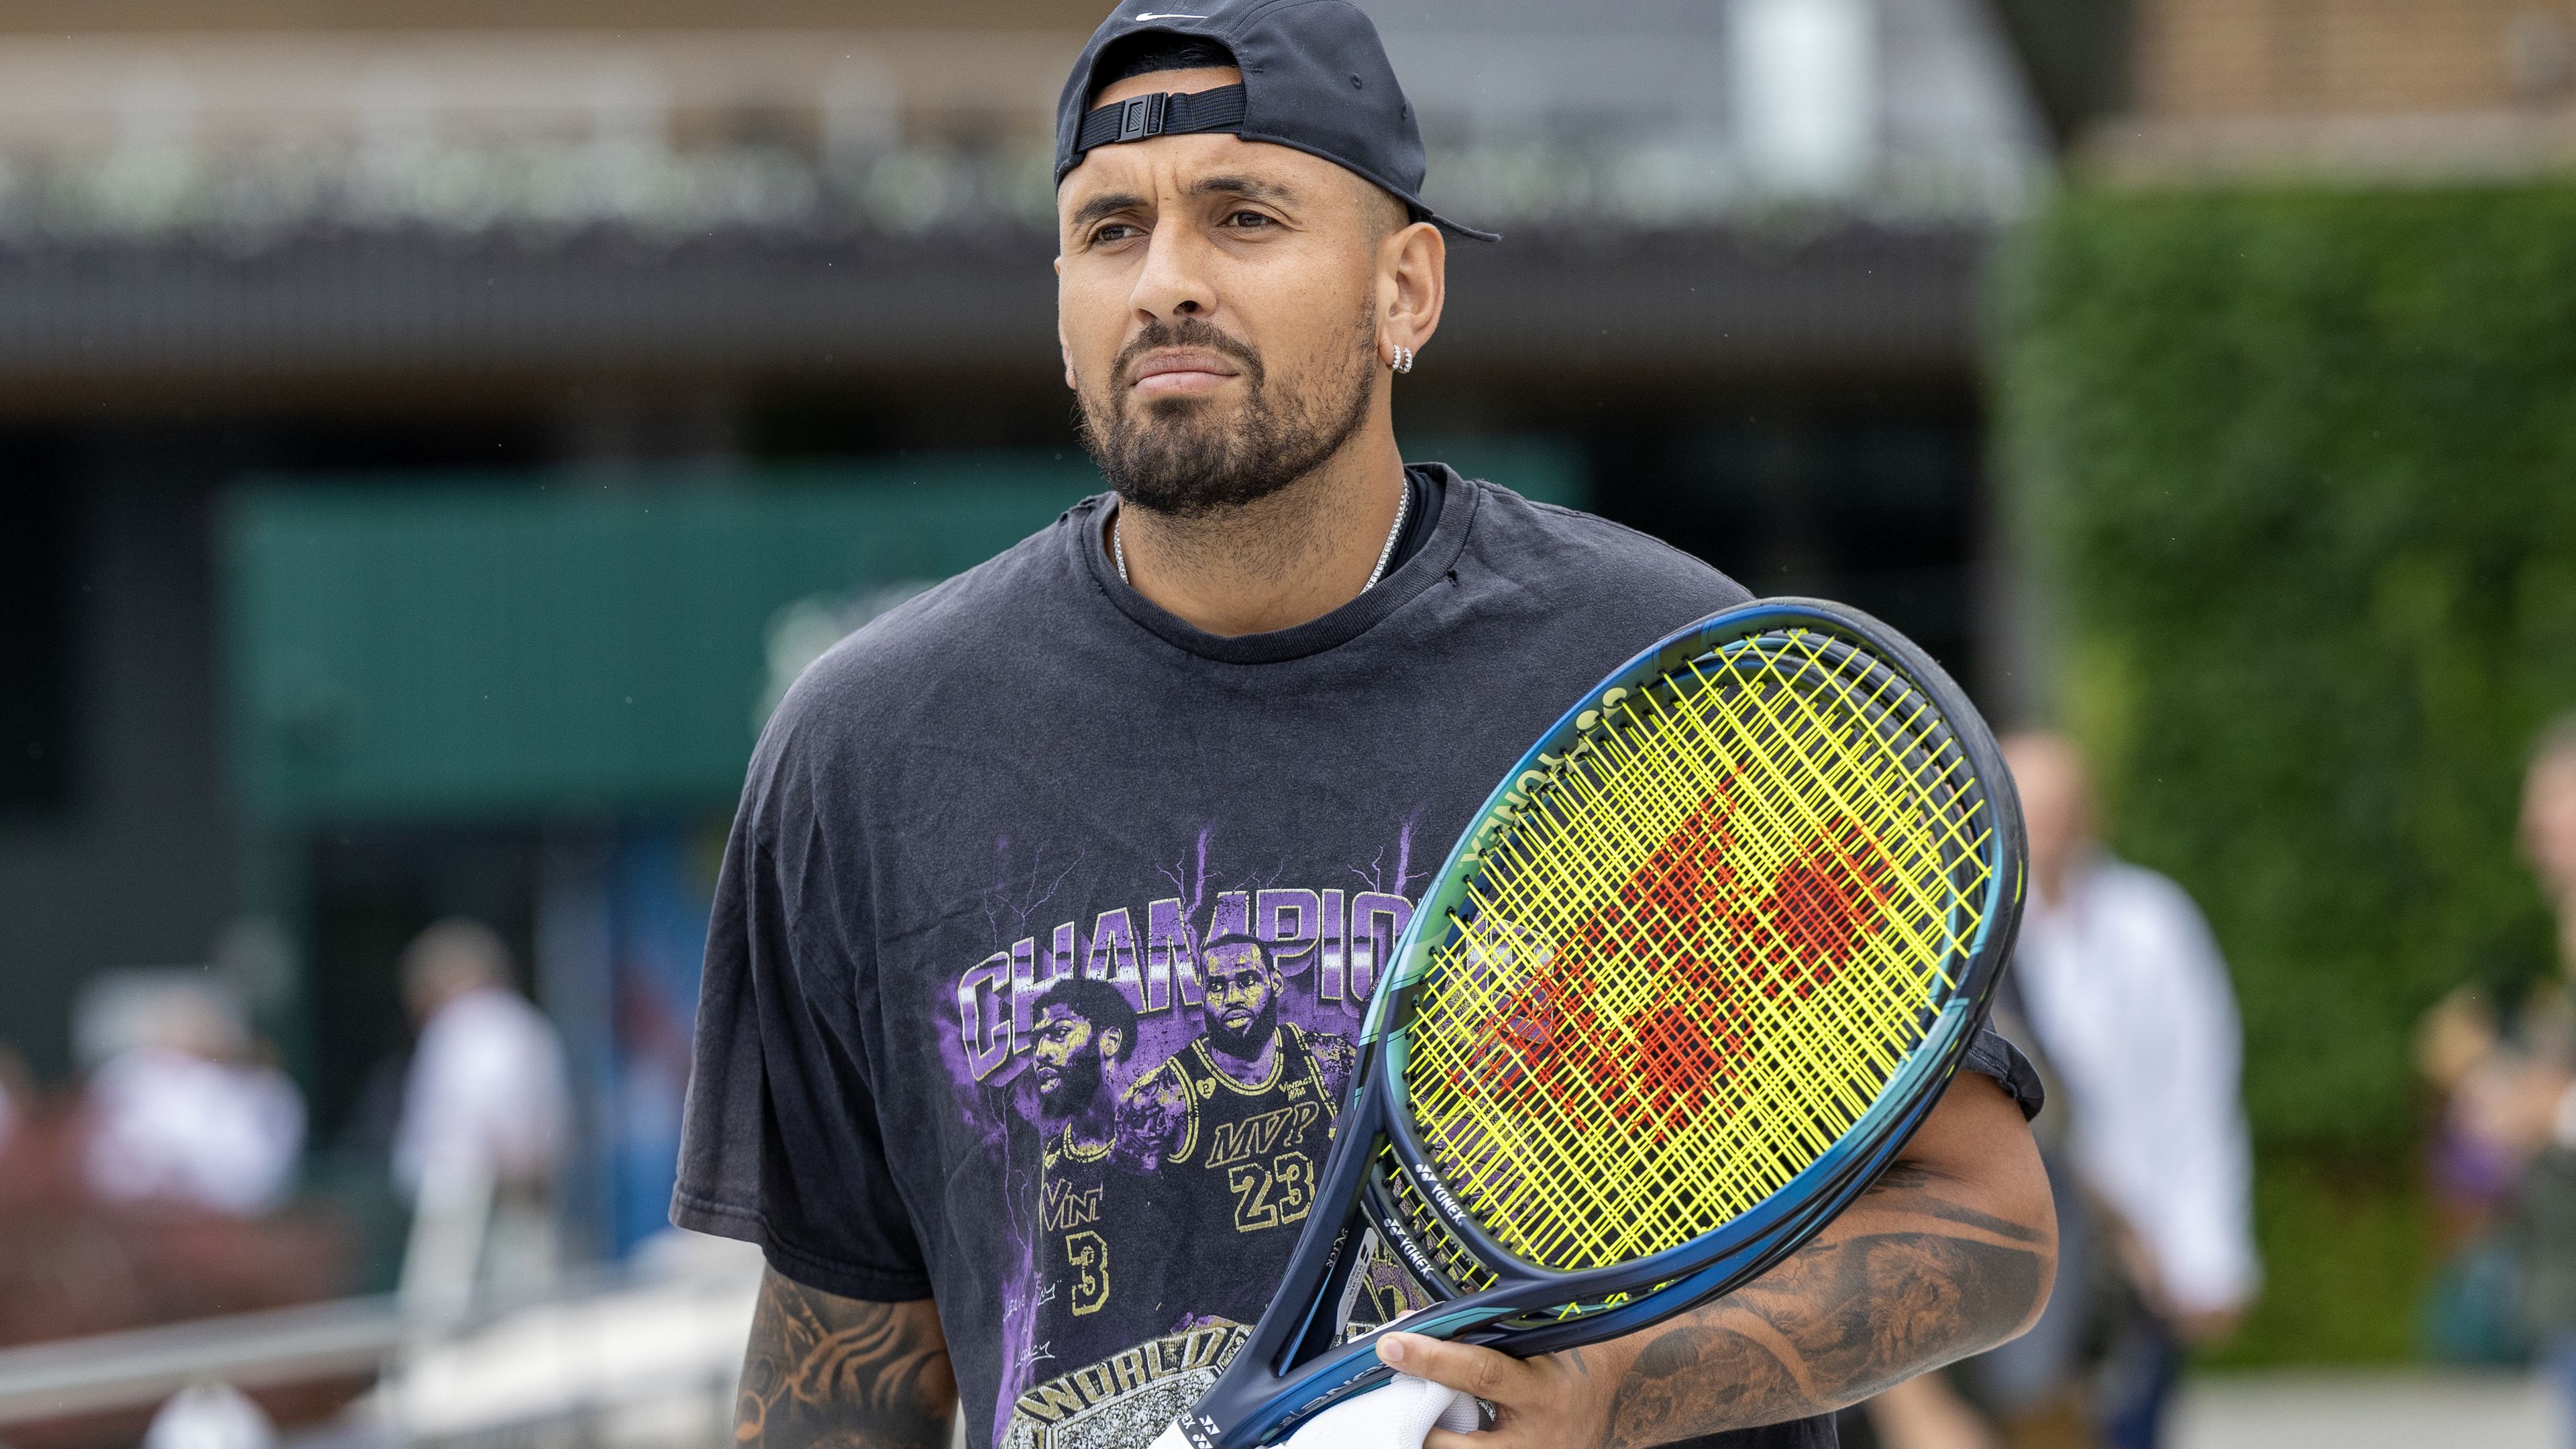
1128;348;1242;396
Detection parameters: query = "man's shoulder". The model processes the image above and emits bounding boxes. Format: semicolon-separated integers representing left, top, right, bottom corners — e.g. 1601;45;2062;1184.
1295;1023;1357;1074
2088;857;2212;931
760;504;1092;743
1452;476;1751;617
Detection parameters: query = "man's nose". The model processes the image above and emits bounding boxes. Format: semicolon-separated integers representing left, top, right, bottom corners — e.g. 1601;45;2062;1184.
1130;219;1214;321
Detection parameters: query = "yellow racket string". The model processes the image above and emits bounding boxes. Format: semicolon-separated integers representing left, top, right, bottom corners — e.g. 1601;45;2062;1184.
1401;629;1992;1273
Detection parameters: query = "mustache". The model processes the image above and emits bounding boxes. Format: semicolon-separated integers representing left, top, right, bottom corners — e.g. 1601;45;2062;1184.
1112;317;1265;391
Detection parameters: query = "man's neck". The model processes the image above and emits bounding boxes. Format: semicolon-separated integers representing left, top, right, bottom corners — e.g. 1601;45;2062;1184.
1067;1091;1118;1153
1205;1028;1281;1087
1112;425;1408;637
2030;846;2097;913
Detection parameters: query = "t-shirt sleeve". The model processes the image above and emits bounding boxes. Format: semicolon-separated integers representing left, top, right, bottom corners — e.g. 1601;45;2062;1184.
1960;1025;2045;1121
672;724;933;1302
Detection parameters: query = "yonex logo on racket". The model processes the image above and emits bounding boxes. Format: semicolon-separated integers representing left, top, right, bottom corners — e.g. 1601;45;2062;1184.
1410;1160;1469;1224
1573;684;1630;733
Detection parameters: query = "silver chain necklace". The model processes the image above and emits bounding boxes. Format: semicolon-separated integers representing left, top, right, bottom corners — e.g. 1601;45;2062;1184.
1115;478;1411;594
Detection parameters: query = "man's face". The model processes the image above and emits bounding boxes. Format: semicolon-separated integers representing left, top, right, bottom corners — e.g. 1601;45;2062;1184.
1199;941;1278;1055
2002;735;2092;883
1055;65;1394;518
1032;1004;1116;1118
2526;752;2576;904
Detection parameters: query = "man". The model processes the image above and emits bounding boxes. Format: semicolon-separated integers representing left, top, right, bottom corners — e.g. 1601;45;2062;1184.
1118;935;1353;1170
394;918;573;1305
1034;977;1140;1142
2000;734;2258;1449
82;980;304;1217
2461;717;2576;1441
675;5;2056;1447
1114;938;1354;1332
1028;977;1166;1386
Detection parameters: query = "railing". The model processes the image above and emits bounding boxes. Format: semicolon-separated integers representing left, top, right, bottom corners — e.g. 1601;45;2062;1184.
0;1297;405;1426
0;1234;763;1449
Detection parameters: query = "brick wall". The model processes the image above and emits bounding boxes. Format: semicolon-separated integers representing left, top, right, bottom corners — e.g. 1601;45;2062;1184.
2135;0;2576;117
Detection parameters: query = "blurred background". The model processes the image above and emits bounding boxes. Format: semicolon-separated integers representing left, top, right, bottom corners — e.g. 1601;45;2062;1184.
0;0;2572;1446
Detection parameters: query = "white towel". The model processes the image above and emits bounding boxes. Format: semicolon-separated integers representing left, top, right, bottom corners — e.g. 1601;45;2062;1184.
1280;1374;1481;1448
1144;1375;1475;1449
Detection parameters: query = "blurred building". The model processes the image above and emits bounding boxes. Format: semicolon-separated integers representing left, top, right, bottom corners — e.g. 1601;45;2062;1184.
2027;0;2576;175
0;0;2052;1263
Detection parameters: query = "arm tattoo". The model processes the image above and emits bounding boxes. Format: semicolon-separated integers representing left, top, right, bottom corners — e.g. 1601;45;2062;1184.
1599;1163;2051;1449
735;1267;957;1449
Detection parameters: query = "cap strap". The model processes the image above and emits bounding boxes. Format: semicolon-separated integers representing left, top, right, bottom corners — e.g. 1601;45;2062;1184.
1074;83;1250;155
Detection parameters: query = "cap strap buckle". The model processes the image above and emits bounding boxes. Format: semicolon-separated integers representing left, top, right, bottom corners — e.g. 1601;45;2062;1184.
1117;92;1168;144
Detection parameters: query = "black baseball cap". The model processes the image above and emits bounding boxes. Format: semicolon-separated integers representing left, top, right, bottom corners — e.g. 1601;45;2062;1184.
1053;0;1499;242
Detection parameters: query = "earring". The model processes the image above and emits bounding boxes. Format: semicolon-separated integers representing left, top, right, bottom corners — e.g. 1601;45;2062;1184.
1391;345;1415;374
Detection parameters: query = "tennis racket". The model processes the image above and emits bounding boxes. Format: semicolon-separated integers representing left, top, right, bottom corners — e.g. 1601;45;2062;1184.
1149;598;2025;1449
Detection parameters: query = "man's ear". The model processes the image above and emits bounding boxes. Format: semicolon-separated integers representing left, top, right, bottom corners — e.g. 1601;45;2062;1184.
1056;254;1078;390
1099;1026;1126;1063
1377;219;1447;364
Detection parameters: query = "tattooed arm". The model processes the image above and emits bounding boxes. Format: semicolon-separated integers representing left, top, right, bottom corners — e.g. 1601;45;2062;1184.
734;1267;958;1448
1383;1071;2055;1448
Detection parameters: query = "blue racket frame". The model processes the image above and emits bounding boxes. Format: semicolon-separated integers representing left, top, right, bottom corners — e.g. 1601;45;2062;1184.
1161;599;2026;1449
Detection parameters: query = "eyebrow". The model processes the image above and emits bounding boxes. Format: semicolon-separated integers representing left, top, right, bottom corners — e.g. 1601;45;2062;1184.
1067;172;1303;231
1070;191;1150;229
1188;174;1299;206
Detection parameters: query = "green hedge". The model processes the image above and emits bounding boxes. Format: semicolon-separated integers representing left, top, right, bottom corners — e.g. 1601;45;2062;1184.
1999;184;2576;1356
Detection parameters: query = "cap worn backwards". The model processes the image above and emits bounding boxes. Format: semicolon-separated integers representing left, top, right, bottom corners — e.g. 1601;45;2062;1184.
1053;0;1499;242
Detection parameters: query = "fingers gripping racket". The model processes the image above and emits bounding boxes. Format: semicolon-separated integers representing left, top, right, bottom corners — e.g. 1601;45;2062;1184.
1150;598;2026;1449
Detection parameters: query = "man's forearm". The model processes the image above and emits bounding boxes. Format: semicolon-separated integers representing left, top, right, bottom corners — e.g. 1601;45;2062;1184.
1593;1162;2052;1447
736;1267;957;1448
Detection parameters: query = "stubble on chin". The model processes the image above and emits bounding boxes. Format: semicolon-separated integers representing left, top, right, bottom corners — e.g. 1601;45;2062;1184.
1078;303;1377;519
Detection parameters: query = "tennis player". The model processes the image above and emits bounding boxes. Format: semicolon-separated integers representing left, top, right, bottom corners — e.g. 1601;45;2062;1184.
675;4;2057;1447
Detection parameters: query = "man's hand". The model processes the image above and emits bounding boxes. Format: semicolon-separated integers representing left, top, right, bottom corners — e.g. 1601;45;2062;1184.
735;1267;957;1448
1375;1332;1620;1446
1377;1072;2054;1448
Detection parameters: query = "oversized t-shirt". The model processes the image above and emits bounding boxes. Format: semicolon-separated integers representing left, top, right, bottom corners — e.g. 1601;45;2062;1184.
674;467;2043;1449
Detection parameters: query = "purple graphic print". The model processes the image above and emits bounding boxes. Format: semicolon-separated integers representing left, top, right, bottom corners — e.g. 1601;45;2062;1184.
936;823;1422;1449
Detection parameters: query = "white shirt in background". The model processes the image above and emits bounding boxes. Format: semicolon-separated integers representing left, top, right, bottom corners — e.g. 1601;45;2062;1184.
2014;854;2261;1317
85;1046;307;1215
394;985;572;1199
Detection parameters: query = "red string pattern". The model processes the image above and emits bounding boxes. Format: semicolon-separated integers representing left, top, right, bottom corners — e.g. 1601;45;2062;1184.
1450;780;1899;1149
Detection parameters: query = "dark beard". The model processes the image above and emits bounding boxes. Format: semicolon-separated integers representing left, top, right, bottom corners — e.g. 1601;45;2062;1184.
1077;308;1377;520
1038;1056;1102;1121
1203;995;1279;1061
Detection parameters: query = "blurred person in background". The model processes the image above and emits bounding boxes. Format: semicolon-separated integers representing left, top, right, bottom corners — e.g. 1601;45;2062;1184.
82;979;305;1217
2420;716;2576;1433
393;918;572;1304
1998;733;2259;1449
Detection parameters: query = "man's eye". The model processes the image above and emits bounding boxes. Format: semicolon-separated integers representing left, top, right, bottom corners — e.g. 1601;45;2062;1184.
1091;222;1139;244
1226;211;1273;230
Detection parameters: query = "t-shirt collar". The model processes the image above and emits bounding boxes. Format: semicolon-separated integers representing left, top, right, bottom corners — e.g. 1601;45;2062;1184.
1076;463;1477;665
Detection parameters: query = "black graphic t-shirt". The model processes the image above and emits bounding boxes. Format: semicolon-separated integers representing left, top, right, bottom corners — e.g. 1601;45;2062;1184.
674;468;2043;1449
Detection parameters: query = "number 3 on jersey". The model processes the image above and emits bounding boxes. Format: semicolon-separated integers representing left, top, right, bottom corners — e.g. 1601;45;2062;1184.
1064;1230;1110;1316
